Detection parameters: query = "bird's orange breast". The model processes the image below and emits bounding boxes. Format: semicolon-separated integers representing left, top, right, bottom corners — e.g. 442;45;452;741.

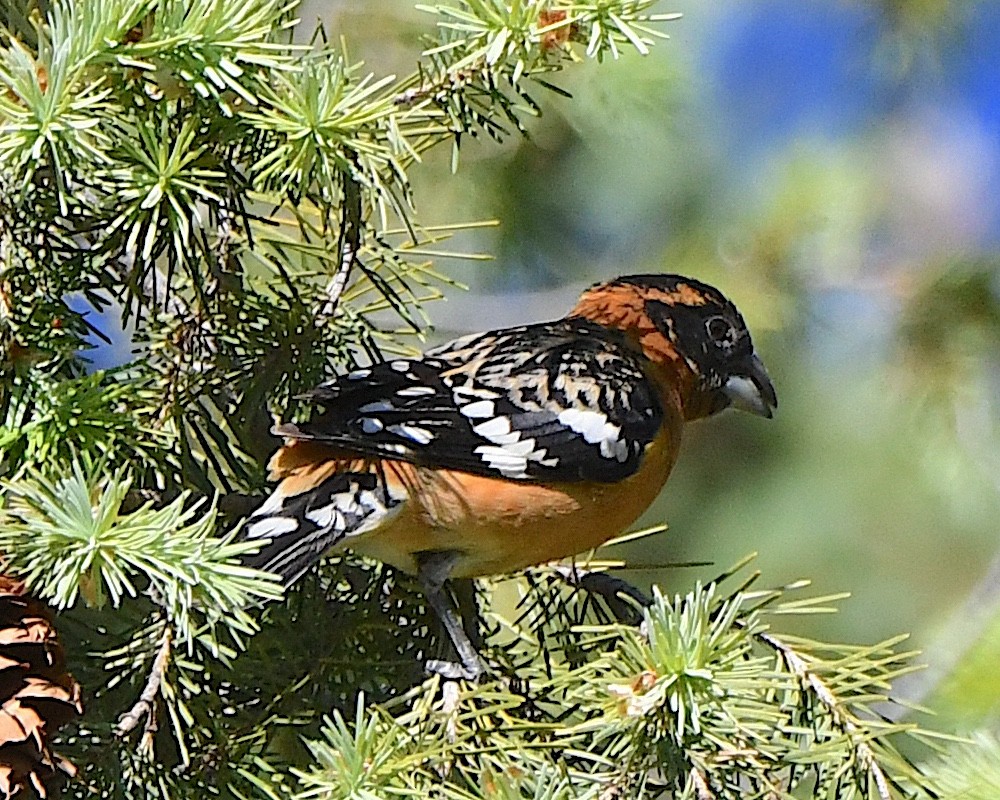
347;419;682;578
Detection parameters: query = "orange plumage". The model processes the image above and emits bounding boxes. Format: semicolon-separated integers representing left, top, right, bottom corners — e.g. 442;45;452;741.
240;273;776;678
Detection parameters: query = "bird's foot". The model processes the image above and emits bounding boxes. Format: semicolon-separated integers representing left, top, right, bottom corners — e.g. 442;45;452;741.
425;656;483;682
554;565;651;626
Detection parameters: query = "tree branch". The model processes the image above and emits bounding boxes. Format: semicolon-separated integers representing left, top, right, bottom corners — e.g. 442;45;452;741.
690;767;715;800
756;631;892;800
317;173;363;321
116;626;172;740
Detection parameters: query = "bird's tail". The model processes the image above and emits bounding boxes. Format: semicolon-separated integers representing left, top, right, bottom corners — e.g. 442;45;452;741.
239;469;398;586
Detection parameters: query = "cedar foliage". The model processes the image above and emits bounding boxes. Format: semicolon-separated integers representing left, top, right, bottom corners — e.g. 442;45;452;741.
0;0;976;797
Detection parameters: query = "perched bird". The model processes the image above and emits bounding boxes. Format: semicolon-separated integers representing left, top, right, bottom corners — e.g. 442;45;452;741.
240;274;776;678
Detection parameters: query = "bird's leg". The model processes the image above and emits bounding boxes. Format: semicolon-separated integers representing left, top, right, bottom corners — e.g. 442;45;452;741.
451;578;485;651
416;551;484;681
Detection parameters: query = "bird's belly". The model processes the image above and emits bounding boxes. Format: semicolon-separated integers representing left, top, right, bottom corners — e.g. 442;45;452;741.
348;429;679;578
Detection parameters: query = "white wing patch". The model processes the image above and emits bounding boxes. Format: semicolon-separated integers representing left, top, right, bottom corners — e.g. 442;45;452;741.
359;400;396;413
557;408;628;462
395;386;436;398
244;515;299;540
473;445;529;478
304;503;340;529
387;423;435;445
460;399;495;419
452;385;500;401
472;417;518;443
469;412;558;476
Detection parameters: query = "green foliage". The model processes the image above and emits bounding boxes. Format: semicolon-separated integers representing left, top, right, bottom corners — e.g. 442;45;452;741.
240;563;934;799
919;732;1000;800
0;370;162;471
0;461;280;650
0;0;964;798
247;56;403;205
290;696;427;800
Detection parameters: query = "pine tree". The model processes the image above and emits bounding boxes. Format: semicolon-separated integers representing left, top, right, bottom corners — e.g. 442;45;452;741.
0;0;973;797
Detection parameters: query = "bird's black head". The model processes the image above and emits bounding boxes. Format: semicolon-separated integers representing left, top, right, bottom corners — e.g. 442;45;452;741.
575;274;777;419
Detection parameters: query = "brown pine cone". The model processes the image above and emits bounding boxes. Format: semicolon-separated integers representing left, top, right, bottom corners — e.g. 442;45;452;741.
0;577;81;799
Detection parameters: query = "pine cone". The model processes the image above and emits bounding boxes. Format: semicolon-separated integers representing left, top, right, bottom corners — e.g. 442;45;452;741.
0;577;81;799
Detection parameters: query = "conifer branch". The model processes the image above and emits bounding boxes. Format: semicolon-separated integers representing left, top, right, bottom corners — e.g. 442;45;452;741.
757;630;894;800
0;2;951;798
317;172;363;321
116;626;172;740
689;767;714;800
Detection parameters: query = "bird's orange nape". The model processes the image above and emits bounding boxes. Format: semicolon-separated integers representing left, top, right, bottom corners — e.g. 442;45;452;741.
239;273;776;679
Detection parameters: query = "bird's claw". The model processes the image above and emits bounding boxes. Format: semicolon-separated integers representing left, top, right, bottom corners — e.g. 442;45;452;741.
425;658;483;682
554;565;651;626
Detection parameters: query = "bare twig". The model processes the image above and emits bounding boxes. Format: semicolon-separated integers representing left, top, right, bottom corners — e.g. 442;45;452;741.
217;205;233;265
756;631;893;800
210;203;235;296
116;626;172;739
690;767;715;800
317;174;363;321
393;67;478;109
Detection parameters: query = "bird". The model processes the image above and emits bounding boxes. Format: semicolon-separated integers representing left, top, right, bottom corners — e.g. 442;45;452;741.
239;273;776;678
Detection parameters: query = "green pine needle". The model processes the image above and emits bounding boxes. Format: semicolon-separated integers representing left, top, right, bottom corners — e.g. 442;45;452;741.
0;459;282;649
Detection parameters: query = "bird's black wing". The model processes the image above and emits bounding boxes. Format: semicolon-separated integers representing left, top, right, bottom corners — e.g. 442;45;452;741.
282;319;664;483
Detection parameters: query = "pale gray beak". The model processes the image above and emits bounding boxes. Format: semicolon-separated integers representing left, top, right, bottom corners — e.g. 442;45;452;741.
723;353;777;418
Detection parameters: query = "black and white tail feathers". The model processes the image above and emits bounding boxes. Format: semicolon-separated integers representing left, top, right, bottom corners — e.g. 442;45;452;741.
239;471;401;586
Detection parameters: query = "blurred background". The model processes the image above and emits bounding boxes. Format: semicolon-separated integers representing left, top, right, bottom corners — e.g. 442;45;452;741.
310;0;1000;732
66;0;996;731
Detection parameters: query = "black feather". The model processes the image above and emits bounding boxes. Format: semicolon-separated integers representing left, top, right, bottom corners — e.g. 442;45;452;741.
283;319;664;483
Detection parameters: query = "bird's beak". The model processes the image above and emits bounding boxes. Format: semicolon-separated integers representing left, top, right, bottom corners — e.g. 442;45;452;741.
723;352;777;419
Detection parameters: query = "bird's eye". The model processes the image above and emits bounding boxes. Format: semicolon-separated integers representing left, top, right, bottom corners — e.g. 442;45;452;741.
706;316;732;344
